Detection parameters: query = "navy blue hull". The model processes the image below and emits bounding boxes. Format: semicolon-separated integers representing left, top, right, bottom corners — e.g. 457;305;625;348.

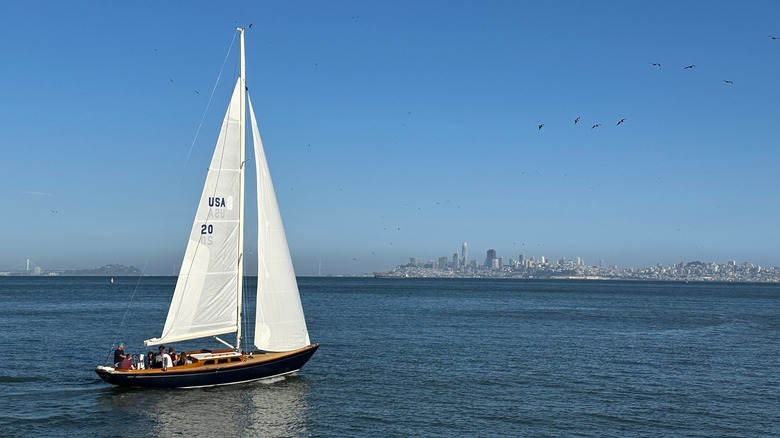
96;345;318;388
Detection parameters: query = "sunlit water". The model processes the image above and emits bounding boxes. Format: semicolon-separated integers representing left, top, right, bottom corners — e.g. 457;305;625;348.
1;277;778;437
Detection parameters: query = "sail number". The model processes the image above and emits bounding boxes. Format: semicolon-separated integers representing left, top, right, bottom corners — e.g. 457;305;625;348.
199;224;214;245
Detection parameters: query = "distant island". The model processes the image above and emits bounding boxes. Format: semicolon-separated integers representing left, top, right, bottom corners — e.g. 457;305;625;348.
62;264;143;276
0;263;143;277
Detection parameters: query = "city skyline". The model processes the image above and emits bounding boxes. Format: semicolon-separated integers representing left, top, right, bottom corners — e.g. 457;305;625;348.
385;254;780;283
396;241;775;272
3;2;780;276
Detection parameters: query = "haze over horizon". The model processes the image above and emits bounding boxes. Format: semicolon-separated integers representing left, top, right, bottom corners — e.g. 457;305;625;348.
3;2;780;276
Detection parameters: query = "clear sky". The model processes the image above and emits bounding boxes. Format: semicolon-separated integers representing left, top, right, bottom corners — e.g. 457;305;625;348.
2;1;780;276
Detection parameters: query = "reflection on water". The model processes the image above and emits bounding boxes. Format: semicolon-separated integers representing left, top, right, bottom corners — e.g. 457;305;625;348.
246;376;311;436
97;375;311;437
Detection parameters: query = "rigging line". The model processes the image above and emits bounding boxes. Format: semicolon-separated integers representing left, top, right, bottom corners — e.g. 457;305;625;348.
105;253;153;365
182;31;238;167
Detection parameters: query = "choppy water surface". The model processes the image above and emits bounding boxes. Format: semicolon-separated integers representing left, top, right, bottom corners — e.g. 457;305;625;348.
1;277;778;437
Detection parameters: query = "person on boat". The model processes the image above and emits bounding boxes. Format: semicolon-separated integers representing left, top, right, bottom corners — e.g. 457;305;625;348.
118;353;135;370
155;345;166;369
113;343;127;367
156;345;174;370
167;346;177;364
163;352;173;370
145;351;154;369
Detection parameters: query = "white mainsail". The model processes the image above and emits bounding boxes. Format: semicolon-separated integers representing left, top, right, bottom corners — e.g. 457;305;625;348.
145;79;245;346
250;96;311;351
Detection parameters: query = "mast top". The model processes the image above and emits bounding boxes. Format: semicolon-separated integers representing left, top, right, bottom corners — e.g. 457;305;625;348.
237;26;246;81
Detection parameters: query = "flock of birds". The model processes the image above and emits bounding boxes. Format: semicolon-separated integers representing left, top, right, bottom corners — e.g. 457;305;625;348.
531;34;780;132
535;61;733;131
538;116;626;131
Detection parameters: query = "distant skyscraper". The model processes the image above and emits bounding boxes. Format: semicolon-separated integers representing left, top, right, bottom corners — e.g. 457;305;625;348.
452;252;460;269
486;249;497;267
462;242;468;266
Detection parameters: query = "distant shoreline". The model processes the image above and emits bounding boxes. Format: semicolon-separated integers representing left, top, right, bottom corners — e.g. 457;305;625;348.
3;275;780;286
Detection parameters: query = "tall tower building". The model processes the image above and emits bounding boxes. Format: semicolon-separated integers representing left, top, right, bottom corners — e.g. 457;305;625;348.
462;242;468;266
486;249;497;267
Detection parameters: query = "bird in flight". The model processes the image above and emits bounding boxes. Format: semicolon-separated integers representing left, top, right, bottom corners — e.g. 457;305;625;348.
591;124;601;129
617;118;626;126
770;35;779;40
723;79;734;84
684;64;696;69
538;124;544;130
574;117;581;125
649;62;661;67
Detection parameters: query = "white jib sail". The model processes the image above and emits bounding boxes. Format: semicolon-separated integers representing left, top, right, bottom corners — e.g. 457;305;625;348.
250;96;311;352
145;79;244;346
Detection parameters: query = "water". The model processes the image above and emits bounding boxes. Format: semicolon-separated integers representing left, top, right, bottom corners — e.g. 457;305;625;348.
1;277;778;437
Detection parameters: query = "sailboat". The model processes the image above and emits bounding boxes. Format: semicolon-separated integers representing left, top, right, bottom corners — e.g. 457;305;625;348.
96;28;318;388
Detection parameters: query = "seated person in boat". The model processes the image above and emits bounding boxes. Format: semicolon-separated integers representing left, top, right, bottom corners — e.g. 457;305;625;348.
177;353;192;366
155;345;174;370
163;352;173;370
118;353;135;370
167;346;177;364
152;346;165;368
113;343;127;367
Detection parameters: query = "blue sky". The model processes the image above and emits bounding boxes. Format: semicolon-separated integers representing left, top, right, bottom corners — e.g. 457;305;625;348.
2;1;780;275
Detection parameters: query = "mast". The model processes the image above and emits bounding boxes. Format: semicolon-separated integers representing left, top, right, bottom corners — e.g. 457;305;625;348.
235;27;247;351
